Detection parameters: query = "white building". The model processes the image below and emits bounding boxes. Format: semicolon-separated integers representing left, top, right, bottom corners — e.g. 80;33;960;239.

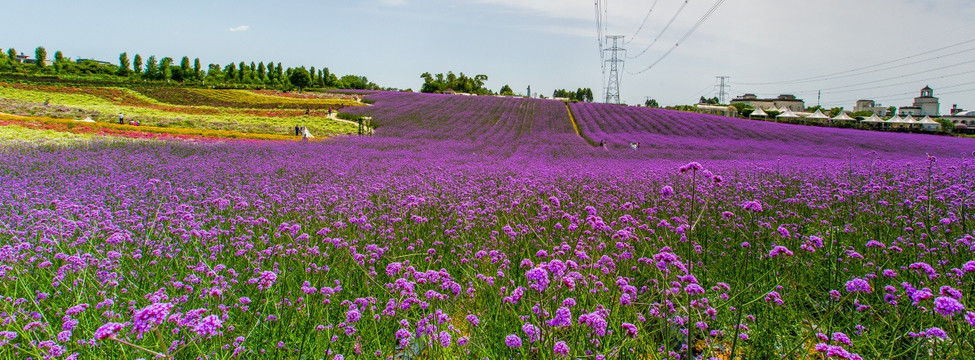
898;86;940;117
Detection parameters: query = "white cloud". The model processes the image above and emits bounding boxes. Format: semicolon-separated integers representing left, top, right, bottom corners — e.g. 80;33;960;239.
228;25;250;32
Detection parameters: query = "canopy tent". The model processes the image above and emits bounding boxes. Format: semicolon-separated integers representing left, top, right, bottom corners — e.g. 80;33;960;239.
750;107;768;117
831;112;855;121
806;109;829;120
777;108;800;119
903;115;918;125
861;114;886;123
886;115;904;124
778;106;791;113
918;115;942;131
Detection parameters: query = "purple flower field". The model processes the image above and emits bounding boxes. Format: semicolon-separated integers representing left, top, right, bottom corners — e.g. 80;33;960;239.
1;91;974;359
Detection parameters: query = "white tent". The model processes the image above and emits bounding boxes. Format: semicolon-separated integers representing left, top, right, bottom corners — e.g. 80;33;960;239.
750;107;768;117
918;115;941;131
807;109;829;121
777;108;800;119
861;114;886;124
886;115;904;124
831;112;855;121
778;106;791;113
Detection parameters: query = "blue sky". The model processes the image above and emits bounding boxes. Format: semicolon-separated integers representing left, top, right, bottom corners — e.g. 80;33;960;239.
2;0;974;111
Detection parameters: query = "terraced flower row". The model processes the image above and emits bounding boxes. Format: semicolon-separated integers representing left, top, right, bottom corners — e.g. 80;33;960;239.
135;87;360;110
0;113;297;141
1;91;973;359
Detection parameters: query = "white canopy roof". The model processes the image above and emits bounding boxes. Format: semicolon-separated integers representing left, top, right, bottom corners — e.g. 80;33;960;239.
778;106;791;113
902;115;918;124
886;115;904;124
807;109;829;120
862;114;886;123
750;107;768;117
831;112;855;121
777;108;800;119
918;116;941;127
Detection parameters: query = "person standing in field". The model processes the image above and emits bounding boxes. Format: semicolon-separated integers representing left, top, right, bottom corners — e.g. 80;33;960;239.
119;113;125;124
295;125;300;136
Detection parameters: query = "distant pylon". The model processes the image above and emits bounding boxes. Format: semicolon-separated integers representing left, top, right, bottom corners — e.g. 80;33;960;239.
604;35;625;104
715;76;730;104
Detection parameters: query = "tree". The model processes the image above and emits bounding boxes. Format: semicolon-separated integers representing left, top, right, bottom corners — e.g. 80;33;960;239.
193;58;201;80
257;62;267;82
289;67;311;92
887;106;897;117
118;52;131;76
180;57;191;81
6;48;15;60
133;54;143;74
266;62;275;81
160;57;173;81
238;62;246;82
645;98;659;108
34;46;47;68
224;63;236;81
144;55;158;80
53;51;65;73
309;66;316;85
500;84;514;96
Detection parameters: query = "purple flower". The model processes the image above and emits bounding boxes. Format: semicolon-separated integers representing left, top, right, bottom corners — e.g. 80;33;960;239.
346;308;361;323
65;304;89;316
660;186;674;196
438;330;451;347
523;322;541;342
546;306;573;327
845;278;870;294
831;332;851;346
386;262;403;276
192;315;223;337
526;267;550;292
933;297;965;318
504;334;522;348
684;283;705;295
553;341;570;356
768;246;794;258
963;261;975;273
622;322;638;338
256;270;277;290
94;322;127;340
132;302;172;337
742;200;763;212
966;312;975;327
466;314;479;327
925;327;947;339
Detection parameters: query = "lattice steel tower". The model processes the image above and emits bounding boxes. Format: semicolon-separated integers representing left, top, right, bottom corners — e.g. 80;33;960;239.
604;35;625;104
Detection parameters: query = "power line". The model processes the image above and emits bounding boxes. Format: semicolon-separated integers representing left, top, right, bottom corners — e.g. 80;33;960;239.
821;81;975;107
627;0;690;60
777;68;975;97
625;0;660;45
627;0;726;75
604;35;626;104
737;37;975;86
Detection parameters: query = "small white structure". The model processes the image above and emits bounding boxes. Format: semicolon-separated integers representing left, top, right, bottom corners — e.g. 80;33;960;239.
777;108;800;120
750;107;768;118
918;115;941;131
806;109;829;122
831;112;855;122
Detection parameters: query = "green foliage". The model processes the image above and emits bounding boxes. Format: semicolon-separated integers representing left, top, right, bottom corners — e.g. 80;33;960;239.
499;84;513;96
289;67;311;92
934;118;954;133
730;102;752;115
420;71;491;95
118;52;131;76
144;55;158;80
849;111;874;119
553;88;594;102
6;48;16;60
133;54;143;74
34;46;47;68
645;98;660;108
699;96;720;105
336;74;378;90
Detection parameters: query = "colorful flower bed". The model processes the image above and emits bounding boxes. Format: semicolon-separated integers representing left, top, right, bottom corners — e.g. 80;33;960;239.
0;114;298;141
0;91;973;359
185;89;360;109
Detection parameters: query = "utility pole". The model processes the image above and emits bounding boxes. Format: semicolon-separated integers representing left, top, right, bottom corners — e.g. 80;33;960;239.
604;35;625;104
715;76;730;104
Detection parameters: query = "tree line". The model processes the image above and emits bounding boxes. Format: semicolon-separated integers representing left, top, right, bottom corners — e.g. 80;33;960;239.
0;46;380;91
552;88;594;102
419;71;492;95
